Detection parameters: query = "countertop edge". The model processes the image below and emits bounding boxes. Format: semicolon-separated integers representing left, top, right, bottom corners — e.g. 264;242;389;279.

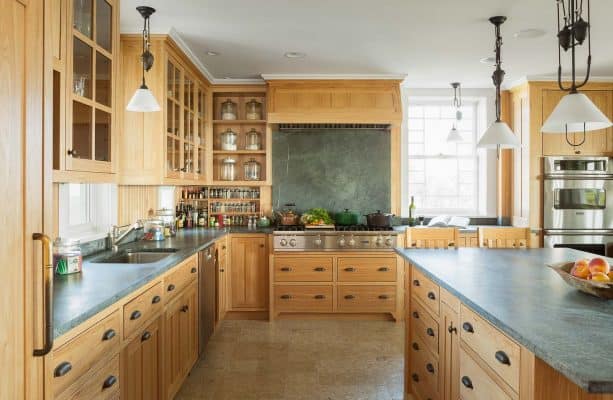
395;248;612;394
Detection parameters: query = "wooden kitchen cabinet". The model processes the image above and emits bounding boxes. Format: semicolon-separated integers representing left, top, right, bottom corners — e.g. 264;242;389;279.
230;235;268;310
441;290;460;400
164;282;198;400
119;35;210;185
50;0;120;181
542;89;613;156
216;237;229;323
121;316;163;400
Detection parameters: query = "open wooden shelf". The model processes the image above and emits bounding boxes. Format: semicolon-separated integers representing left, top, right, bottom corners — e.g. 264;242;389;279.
212;150;266;155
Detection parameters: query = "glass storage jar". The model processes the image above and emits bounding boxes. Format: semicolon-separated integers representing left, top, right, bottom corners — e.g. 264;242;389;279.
221;99;237;120
245;99;262;120
220;157;237;181
53;238;82;275
220;128;238;151
156;208;176;237
244;158;261;181
245;128;262;150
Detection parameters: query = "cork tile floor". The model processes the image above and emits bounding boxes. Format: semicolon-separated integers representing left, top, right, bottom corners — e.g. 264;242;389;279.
176;319;405;400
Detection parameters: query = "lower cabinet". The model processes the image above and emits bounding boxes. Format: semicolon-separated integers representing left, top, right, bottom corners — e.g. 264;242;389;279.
230;235;268;310
164;282;199;399
121;317;162;400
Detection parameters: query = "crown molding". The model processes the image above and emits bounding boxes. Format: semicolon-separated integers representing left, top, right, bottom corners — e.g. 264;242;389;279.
167;27;265;85
504;74;613;90
261;73;408;81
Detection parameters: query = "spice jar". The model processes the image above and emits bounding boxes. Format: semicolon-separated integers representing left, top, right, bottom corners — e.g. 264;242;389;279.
220;157;237;181
220;99;237;120
245;128;262;150
220;128;238;151
245;99;263;120
244;158;261;181
53;238;82;275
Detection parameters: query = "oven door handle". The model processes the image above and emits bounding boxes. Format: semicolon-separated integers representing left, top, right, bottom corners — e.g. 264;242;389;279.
544;174;613;180
544;229;613;235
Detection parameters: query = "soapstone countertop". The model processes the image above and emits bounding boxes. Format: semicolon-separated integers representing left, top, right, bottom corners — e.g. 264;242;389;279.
395;247;613;393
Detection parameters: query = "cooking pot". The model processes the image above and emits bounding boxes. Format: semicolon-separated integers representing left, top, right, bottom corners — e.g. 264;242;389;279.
365;210;395;228
256;215;271;228
274;204;301;226
336;209;359;226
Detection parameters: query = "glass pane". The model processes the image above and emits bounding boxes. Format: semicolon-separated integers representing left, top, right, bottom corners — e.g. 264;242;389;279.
95;52;111;106
73;0;92;37
184;110;190;142
173;139;181;171
167;62;175;99
554;189;606;210
184;143;193;173
73;38;92;98
95;0;112;52
184;77;191;108
94;109;111;161
197;147;205;175
197;118;204;145
198;90;204;117
174;103;180;136
408;106;423;118
166;99;174;134
166;137;174;173
174;69;181;102
68;184;91;226
72;101;92;159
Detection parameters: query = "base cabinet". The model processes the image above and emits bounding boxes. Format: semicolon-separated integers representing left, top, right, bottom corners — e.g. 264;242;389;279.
165;282;199;399
230;235;268;310
121;317;162;400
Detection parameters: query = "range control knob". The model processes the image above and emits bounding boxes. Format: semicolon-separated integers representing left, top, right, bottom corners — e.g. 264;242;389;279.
338;236;346;247
279;238;288;247
314;236;323;246
385;237;394;246
289;238;297;247
348;236;356;247
375;236;384;247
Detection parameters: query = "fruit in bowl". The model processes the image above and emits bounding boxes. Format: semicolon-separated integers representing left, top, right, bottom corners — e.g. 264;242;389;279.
571;259;591;279
588;257;611;275
589;272;611;282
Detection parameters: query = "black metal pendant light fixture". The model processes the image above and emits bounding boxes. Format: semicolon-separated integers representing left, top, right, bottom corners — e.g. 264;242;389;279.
477;16;520;151
542;0;612;145
447;82;463;142
126;6;160;112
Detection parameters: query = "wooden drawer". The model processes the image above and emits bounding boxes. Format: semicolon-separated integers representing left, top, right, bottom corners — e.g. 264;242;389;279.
410;334;440;394
409;298;439;355
460;305;520;391
274;256;333;282
56;355;120;400
123;282;164;339
337;257;397;282
52;311;121;397
459;347;512;400
274;285;333;312
337;285;396;312
409;354;440;400
164;255;198;301
411;266;440;316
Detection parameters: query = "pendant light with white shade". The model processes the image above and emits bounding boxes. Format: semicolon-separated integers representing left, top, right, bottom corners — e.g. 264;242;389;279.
126;6;160;112
541;0;611;146
477;16;520;151
447;82;463;142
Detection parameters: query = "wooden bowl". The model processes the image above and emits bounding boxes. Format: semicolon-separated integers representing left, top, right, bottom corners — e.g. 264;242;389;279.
548;262;613;300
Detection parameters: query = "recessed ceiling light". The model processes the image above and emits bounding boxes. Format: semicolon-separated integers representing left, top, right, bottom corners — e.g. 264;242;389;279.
206;51;220;56
284;52;306;59
480;56;496;65
513;29;546;39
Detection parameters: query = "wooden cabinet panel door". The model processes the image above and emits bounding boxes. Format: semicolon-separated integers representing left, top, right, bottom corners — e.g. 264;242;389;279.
230;236;268;310
1;0;47;399
181;284;199;373
122;317;162;400
442;303;460;400
543;89;613;155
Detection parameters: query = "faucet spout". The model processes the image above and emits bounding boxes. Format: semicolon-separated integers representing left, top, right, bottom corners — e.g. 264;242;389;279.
109;220;143;252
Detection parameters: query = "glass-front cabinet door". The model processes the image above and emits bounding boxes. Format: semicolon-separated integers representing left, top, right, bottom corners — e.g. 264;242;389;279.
196;87;206;180
67;0;115;172
166;58;182;178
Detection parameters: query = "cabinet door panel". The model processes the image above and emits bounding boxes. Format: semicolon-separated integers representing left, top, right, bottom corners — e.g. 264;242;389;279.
230;236;268;309
122;317;161;400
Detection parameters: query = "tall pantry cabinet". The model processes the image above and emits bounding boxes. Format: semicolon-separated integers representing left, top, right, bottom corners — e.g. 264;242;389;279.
1;0;52;399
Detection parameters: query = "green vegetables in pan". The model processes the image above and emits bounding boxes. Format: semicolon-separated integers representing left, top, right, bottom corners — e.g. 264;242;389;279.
300;208;334;225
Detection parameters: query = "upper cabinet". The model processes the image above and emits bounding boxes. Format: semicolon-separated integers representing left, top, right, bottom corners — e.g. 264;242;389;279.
542;89;613;156
119;36;210;185
50;0;119;182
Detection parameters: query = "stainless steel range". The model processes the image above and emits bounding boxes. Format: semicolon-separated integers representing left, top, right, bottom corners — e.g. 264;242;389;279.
273;226;399;252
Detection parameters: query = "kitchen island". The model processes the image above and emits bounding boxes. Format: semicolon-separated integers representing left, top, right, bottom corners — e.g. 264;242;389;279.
397;247;613;399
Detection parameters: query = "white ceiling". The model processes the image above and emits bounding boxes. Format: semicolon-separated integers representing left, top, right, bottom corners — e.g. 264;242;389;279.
120;0;613;88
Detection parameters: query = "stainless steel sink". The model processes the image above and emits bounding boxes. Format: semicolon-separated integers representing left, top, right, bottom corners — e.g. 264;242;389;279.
95;248;178;264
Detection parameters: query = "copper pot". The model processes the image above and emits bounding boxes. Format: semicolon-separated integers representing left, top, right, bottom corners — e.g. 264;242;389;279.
275;204;300;226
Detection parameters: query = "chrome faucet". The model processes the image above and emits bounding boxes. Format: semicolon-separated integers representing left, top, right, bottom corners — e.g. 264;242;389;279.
109;220;144;252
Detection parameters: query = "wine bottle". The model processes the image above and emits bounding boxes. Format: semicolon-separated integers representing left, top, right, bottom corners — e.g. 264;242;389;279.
408;196;416;226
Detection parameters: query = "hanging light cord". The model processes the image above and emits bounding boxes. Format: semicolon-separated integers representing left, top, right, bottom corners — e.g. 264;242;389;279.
140;13;152;88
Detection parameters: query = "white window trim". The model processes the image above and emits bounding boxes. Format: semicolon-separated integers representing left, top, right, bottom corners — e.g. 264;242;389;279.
59;183;118;242
401;89;497;218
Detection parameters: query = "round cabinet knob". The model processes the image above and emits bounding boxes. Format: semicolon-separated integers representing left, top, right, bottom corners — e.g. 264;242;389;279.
385;237;394;246
348;236;356;247
289;238;297;247
279;238;288;246
375;236;384;247
314;236;323;246
338;237;346;247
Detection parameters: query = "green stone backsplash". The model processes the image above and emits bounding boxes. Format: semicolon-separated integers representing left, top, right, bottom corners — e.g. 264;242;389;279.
272;129;391;220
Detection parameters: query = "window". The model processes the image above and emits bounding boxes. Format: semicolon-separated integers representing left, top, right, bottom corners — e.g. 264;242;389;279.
405;98;486;216
59;183;117;241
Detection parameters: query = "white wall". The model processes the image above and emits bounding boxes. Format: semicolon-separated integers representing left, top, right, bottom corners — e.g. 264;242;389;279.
400;86;498;217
